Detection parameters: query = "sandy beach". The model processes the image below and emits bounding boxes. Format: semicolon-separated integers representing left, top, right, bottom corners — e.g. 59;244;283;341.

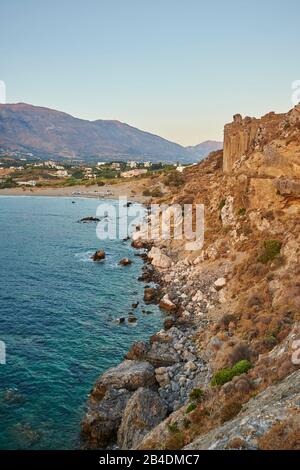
0;180;151;203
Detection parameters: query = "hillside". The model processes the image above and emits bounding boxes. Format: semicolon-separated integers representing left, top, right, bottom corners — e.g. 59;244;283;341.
186;140;223;159
82;105;300;450
0;103;214;163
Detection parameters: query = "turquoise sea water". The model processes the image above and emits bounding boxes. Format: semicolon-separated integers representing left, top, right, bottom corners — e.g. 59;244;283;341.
0;196;163;449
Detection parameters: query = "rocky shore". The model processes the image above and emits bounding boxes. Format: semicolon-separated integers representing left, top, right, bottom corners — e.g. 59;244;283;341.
81;105;300;450
81;233;235;449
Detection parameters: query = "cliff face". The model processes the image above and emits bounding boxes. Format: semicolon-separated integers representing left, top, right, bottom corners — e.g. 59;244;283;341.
82;106;300;451
223;106;300;175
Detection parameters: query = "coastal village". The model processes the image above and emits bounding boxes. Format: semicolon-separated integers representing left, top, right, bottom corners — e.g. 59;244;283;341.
0;153;186;190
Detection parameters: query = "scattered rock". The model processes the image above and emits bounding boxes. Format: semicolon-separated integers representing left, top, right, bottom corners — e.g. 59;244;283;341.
214;278;226;290
128;315;137;323
79;216;100;223
144;287;160;303
159;294;177;312
91;250;106;261
148;247;172;269
119;258;133;266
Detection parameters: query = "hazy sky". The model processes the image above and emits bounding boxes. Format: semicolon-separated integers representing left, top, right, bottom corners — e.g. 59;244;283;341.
1;0;300;145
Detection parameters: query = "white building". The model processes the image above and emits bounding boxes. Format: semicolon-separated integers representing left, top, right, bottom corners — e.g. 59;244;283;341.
56;170;69;177
127;160;137;168
176;165;185;173
111;162;121;170
17;180;37;187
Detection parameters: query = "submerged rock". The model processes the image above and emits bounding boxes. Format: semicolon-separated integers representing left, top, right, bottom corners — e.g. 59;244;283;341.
144;287;160;303
79;217;101;223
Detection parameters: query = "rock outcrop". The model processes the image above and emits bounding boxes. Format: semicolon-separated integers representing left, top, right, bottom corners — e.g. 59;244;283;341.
117;388;168;449
185;371;300;450
91;250;105;261
82;104;300;451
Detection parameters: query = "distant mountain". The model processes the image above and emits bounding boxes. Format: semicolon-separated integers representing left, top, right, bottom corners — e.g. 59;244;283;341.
0;103;197;163
186;140;223;159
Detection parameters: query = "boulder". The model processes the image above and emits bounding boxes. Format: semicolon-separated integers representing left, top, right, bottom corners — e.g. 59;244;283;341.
144;287;160;303
79;216;100;223
148;247;172;269
274;178;300;197
159;294;177;312
220;197;235;227
119;258;133;266
91;250;106;261
214;278;226;290
125;341;149;361
81;388;132;449
117;388;168;449
144;341;180;368
95;360;156;392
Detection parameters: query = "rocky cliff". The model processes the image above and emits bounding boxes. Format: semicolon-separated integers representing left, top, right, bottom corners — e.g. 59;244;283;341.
223;105;300;175
81;105;300;450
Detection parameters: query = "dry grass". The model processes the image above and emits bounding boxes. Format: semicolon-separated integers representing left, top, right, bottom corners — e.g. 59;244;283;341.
257;417;300;450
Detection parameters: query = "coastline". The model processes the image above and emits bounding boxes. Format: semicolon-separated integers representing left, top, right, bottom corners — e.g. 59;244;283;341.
0;181;150;204
80;223;208;450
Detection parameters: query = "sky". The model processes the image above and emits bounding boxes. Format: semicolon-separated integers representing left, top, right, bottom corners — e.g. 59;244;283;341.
1;0;300;145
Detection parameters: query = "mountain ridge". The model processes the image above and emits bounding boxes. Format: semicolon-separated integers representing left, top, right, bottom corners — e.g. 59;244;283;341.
0;103;222;163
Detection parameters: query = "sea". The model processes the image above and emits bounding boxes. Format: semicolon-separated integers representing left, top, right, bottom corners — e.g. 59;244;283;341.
0;196;163;449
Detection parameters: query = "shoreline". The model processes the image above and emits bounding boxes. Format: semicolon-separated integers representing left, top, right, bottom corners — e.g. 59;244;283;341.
81;228;206;449
0;181;151;204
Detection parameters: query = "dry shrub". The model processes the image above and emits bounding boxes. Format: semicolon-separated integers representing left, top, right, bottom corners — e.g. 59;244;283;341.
257;417;300;450
164;431;185;450
226;437;248;449
220;400;243;423
228;343;252;366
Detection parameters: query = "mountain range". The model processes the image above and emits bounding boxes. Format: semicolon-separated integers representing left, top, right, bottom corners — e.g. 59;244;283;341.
0;103;222;163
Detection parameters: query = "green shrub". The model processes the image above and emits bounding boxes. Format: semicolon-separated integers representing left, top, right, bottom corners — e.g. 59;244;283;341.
168;422;179;434
186;403;197;414
231;359;252;376
219;199;226;210
189;388;204;402
258;240;282;264
238;207;246;216
211;368;234;386
0;178;17;189
211;360;252;387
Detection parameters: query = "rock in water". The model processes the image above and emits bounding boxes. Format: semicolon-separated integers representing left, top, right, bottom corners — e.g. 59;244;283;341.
79;216;100;223
91;250;106;261
144;287;160;303
119;258;133;266
117;387;168;449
